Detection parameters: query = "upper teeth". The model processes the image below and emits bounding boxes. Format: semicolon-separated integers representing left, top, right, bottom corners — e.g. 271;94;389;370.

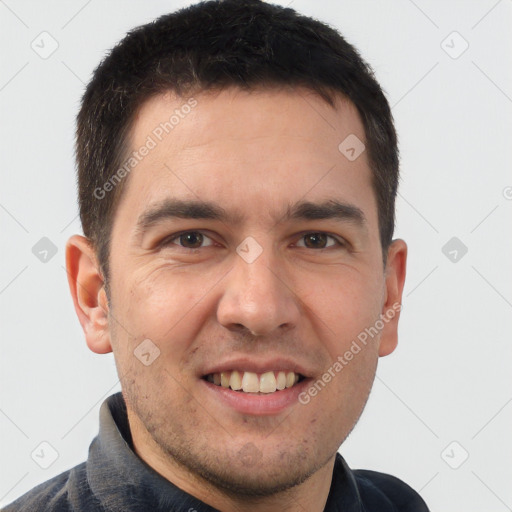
206;371;300;393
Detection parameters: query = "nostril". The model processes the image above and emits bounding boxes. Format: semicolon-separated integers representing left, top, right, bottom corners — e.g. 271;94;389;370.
233;326;263;340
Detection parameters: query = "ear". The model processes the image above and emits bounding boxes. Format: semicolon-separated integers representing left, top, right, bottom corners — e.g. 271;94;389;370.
65;234;112;354
378;239;407;357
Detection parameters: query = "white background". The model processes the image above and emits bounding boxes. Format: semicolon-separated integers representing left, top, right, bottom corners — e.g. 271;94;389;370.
1;1;511;510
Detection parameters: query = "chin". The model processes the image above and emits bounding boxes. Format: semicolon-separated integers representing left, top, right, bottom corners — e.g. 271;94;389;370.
192;451;319;497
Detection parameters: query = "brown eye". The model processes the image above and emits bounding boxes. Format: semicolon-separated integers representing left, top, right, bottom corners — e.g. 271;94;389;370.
296;233;339;249
164;231;214;249
181;232;203;248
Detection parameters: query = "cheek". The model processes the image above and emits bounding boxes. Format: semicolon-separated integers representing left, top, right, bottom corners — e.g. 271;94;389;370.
331;353;378;429
119;264;219;349
301;270;384;354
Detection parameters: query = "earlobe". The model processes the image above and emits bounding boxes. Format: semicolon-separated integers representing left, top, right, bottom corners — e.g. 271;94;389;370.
378;239;407;357
65;234;112;354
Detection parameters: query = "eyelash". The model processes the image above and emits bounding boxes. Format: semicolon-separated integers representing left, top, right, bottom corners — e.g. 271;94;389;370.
160;231;345;250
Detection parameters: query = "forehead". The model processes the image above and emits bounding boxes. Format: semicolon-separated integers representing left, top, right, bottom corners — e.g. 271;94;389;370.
115;87;375;228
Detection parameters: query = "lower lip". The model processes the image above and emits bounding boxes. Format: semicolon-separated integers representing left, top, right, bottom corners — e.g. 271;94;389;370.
200;378;311;415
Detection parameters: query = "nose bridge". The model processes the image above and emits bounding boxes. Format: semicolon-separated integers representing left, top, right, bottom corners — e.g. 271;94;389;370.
239;253;281;309
217;237;299;335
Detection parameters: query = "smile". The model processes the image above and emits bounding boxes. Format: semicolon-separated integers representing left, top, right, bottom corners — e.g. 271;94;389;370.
203;370;305;393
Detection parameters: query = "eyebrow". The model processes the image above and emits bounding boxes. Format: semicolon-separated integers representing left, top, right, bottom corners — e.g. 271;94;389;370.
134;199;241;237
284;199;365;225
134;198;366;237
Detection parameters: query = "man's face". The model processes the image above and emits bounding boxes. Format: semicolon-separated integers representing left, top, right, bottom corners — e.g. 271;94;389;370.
100;87;405;494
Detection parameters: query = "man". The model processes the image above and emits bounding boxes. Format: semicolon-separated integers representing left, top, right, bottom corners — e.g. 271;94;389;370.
3;0;429;510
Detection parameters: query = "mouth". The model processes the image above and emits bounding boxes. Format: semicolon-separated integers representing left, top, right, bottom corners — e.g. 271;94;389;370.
200;366;311;415
199;357;314;415
202;370;306;394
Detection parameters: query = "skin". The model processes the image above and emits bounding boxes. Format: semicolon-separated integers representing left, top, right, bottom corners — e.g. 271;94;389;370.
66;86;407;512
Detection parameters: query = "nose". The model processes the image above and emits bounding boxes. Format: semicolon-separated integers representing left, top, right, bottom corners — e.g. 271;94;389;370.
216;244;301;337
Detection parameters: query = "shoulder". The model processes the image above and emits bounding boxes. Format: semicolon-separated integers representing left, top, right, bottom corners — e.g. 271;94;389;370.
353;469;430;511
1;462;101;512
1;468;74;512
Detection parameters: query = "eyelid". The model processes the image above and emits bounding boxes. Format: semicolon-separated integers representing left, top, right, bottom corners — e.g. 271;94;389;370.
294;232;346;248
160;230;216;248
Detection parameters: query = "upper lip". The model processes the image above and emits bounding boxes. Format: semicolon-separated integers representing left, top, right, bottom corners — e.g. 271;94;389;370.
200;356;314;378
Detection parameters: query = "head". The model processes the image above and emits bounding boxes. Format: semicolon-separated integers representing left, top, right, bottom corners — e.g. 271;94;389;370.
66;0;406;502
